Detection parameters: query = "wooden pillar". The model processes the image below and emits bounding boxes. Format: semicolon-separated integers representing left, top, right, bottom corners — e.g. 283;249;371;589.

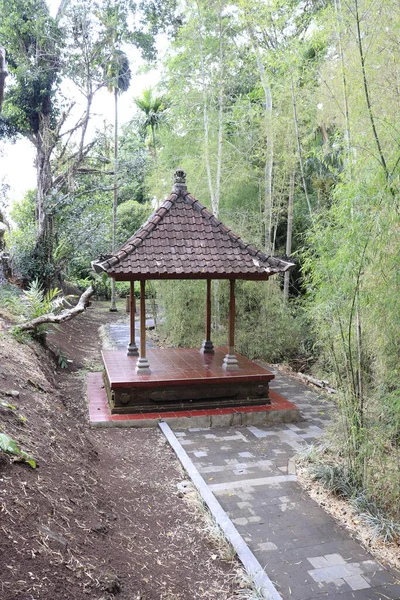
127;281;138;356
136;279;151;373
222;279;239;370
201;279;214;354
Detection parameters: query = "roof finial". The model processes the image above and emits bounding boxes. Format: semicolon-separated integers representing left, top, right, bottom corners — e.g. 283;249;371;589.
173;168;187;191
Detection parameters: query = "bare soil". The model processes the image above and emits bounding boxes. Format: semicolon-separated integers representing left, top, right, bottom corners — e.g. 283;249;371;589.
0;301;243;600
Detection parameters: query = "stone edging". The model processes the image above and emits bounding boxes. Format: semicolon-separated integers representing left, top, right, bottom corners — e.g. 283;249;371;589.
159;422;282;600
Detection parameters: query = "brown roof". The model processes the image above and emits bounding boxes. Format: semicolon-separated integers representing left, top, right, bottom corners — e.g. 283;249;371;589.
95;180;294;281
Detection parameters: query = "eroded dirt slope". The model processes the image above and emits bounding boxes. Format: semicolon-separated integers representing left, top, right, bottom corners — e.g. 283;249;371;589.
0;303;240;600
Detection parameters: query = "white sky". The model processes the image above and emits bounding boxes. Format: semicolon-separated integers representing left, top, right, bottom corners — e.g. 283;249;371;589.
0;0;163;210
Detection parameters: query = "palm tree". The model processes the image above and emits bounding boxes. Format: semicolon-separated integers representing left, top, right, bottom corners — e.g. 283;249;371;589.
105;49;131;312
134;89;167;155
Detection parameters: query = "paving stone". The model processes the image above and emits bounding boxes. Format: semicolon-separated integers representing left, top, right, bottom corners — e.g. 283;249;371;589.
363;568;400;587
308;564;363;583
276;578;348;600
172;369;397;600
256;541;278;551
193;450;208;457
307;555;331;569
179;439;193;445
371;584;400;599
324;553;348;566
344;575;370;590
356;560;384;574
237;501;252;509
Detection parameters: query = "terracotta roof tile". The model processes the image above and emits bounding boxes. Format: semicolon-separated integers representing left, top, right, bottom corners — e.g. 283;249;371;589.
95;184;294;279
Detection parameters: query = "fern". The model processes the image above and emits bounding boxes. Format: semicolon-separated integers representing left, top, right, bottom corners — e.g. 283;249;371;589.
23;279;64;319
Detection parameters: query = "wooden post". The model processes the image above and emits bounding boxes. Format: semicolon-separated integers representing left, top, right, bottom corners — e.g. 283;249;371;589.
201;279;214;354
223;279;239;369
136;280;151;373
127;281;139;356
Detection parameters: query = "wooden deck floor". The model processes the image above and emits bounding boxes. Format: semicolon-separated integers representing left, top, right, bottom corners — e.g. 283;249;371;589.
102;347;274;388
102;347;275;414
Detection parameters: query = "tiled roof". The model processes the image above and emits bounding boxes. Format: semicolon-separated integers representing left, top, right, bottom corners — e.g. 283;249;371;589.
95;185;294;280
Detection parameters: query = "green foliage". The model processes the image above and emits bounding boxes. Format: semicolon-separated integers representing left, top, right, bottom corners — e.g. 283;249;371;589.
351;494;400;543
0;0;62;137
9;190;36;229
23;279;64;320
303;173;400;513
158;280;205;347
117;200;153;244
8;225;55;285
7;191;58;284
157;278;305;363
310;463;355;499
0;433;36;468
134;88;168;148
234;280;304;362
0;284;25;317
104;49;131;94
57;349;69;369
306;456;400;542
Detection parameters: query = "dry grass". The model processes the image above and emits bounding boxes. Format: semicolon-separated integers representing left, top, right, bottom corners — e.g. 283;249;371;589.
178;480;267;599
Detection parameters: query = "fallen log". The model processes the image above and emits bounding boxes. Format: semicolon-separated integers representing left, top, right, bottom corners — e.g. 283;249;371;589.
16;286;94;333
297;372;337;394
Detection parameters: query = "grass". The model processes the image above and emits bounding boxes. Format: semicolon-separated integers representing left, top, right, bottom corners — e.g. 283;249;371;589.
182;482;236;562
297;444;400;544
351;493;400;543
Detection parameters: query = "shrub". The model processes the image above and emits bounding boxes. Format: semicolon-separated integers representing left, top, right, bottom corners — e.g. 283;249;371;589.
234;279;305;362
157;277;305;363
158;280;205;347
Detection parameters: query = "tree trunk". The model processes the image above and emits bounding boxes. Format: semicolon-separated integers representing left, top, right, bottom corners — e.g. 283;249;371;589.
33;112;55;289
196;0;215;208
16;286;94;333
250;31;273;253
214;2;224;219
36;113;53;237
290;74;312;217
110;88;118;312
284;169;295;303
354;0;391;188
0;45;8;113
334;0;352;165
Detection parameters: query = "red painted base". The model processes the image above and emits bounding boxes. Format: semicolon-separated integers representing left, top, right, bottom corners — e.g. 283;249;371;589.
87;372;300;427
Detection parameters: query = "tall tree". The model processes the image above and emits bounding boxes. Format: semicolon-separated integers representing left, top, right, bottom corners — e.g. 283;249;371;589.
99;3;132;311
0;0;178;286
0;0;106;284
134;88;167;156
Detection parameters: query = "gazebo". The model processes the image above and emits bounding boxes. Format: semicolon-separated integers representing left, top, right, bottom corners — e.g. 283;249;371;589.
93;169;294;414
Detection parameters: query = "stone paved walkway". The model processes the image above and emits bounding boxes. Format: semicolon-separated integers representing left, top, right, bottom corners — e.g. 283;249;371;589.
107;316;156;350
173;369;400;600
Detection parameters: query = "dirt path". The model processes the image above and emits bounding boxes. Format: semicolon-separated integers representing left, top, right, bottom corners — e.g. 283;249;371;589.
0;301;243;600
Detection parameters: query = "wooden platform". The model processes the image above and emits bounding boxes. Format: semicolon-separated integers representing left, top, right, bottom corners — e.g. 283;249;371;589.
102;347;275;414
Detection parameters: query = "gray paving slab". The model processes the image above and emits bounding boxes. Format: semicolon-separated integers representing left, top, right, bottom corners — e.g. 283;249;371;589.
173;369;400;600
107;316;156;349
